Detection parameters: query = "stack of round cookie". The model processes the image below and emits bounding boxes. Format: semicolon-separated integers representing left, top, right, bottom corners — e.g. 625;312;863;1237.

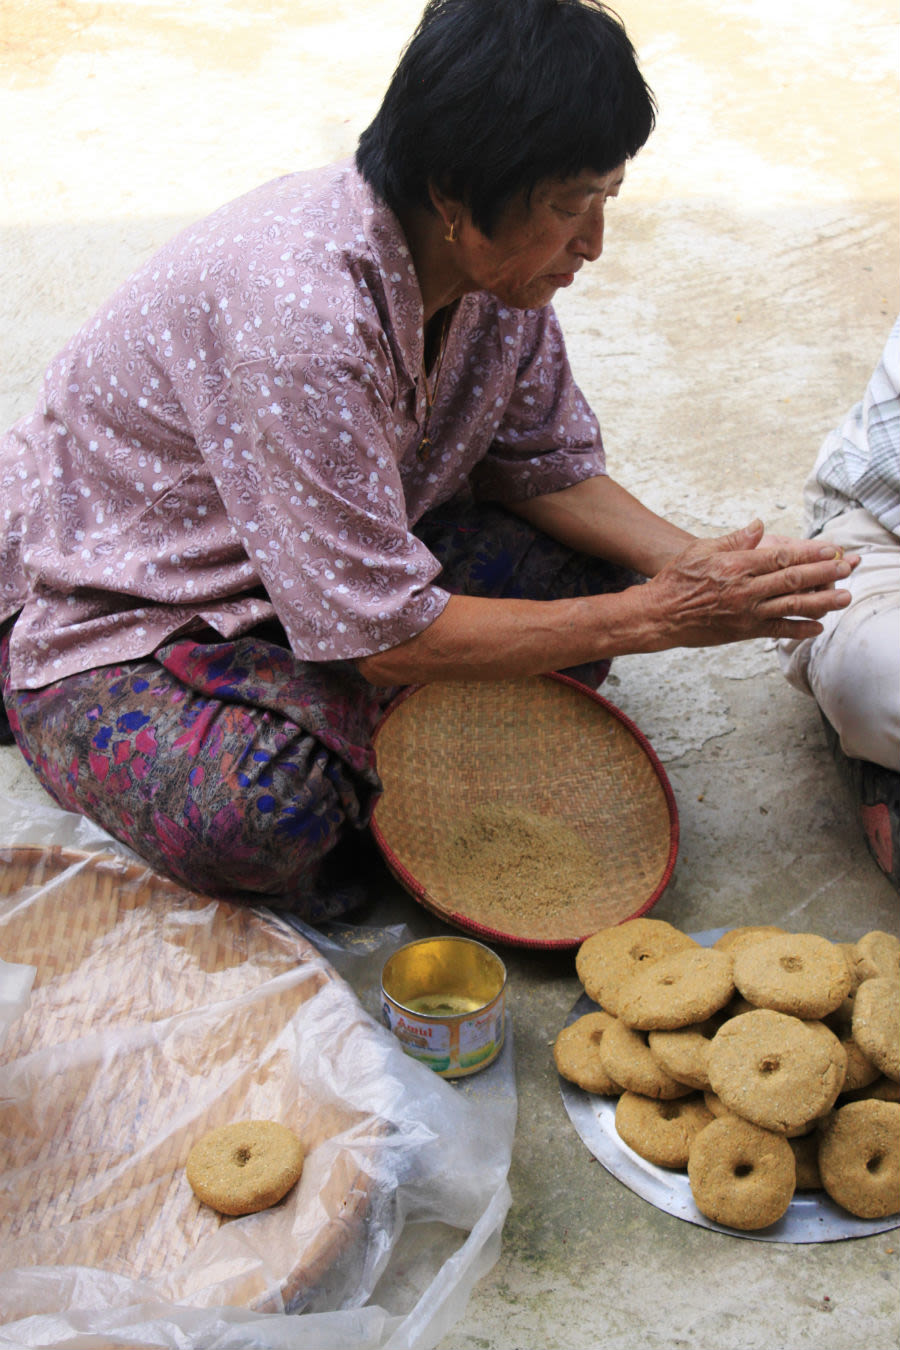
554;919;900;1230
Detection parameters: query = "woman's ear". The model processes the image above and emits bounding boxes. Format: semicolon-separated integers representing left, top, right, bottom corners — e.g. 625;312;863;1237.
427;181;464;242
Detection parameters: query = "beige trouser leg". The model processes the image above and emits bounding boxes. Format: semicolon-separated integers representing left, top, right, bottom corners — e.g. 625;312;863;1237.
777;508;900;771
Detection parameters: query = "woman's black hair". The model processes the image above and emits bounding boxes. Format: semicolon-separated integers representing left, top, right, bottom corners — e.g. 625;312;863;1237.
356;0;656;236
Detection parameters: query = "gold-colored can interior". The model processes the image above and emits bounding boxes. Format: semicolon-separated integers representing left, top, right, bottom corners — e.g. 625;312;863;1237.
382;936;506;1015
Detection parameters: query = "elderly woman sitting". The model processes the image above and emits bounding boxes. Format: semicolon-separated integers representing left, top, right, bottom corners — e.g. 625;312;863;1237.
0;0;855;916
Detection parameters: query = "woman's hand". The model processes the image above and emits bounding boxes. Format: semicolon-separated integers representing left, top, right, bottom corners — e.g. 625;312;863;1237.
641;519;859;648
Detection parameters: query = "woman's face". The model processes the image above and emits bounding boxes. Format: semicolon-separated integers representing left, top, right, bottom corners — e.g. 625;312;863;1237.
455;163;626;310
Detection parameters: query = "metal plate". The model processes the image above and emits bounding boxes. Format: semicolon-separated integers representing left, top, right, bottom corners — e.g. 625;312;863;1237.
559;930;900;1243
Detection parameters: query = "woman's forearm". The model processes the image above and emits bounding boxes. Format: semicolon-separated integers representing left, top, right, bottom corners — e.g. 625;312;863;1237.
357;588;655;685
507;474;695;575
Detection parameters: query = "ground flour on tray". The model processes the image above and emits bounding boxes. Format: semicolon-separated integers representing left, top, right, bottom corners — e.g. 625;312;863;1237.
438;803;600;932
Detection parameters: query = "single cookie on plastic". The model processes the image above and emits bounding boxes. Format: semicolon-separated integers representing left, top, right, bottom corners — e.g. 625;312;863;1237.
186;1120;304;1216
553;1011;621;1096
614;1091;714;1168
818;1100;900;1218
707;1009;846;1134
733;932;852;1020
687;1116;796;1230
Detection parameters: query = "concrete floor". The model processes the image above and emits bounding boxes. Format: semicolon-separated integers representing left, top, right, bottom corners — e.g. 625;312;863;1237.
1;2;898;1347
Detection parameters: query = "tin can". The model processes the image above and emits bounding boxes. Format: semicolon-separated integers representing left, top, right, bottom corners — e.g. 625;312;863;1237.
381;936;507;1078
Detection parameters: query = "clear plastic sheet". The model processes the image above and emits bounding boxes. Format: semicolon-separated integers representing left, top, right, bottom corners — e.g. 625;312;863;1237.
0;955;34;1051
0;795;516;1349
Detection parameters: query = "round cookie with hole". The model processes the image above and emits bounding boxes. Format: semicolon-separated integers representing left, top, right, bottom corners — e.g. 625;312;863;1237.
186;1120;305;1216
707;1009;846;1134
818;1099;900;1219
599;1017;694;1100
553;1010;622;1096
687;1115;796;1230
615;1091;715;1168
732;932;851;1020
616;947;734;1031
575;918;698;1016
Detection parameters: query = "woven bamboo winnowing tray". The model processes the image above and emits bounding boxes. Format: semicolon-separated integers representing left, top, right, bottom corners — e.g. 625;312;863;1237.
371;674;679;949
0;846;379;1318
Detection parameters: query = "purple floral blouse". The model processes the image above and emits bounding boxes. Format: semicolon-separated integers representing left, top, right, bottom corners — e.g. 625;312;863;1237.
1;161;605;690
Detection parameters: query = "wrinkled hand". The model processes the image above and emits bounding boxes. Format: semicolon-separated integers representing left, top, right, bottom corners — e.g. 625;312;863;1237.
644;519;859;648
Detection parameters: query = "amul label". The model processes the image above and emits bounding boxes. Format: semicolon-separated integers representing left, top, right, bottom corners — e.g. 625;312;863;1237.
383;1003;452;1072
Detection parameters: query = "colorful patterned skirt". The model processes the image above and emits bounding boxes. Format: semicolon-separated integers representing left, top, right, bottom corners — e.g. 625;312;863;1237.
0;500;642;918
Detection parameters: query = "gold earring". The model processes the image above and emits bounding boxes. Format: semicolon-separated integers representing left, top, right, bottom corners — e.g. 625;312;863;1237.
445;219;458;244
